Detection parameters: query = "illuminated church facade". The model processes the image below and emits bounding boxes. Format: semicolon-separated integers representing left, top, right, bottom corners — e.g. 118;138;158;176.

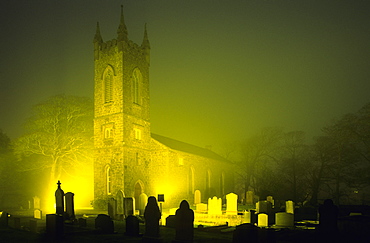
93;7;234;208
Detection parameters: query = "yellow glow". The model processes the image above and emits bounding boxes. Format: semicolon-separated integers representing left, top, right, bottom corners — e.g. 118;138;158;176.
42;174;93;213
153;181;177;203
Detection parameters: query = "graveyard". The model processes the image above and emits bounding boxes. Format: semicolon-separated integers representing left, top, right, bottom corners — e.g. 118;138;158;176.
0;181;369;242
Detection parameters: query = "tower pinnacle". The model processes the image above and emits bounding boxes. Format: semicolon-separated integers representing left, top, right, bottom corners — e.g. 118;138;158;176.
117;5;128;42
94;22;103;43
141;23;150;49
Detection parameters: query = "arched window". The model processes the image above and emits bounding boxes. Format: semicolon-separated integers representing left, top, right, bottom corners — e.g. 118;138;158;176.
189;166;195;195
206;169;211;198
220;172;225;197
106;166;112;195
132;68;142;104
104;69;113;103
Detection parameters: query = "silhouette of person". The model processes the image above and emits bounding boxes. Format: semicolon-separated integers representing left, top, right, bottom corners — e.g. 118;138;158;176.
175;200;194;242
144;196;161;237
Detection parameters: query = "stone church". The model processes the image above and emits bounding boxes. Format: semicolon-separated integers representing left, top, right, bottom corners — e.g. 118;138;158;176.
93;7;234;209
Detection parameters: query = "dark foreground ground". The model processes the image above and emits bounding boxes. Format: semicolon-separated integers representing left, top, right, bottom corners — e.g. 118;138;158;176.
1;210;369;242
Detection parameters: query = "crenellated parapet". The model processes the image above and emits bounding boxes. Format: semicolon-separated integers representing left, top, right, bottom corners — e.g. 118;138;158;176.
93;5;150;64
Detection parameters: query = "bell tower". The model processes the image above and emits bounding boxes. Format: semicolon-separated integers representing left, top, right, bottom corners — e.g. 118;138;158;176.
93;6;151;201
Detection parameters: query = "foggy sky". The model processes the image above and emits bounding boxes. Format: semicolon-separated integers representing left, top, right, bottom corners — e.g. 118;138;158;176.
1;0;369;149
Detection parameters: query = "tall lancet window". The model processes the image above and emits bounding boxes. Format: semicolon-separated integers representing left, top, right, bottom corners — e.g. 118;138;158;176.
104;70;113;103
106;165;112;195
132;68;142;104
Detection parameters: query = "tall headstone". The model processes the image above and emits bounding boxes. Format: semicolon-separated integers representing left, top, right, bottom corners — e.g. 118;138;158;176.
175;200;194;242
246;191;254;205
65;192;75;221
55;181;65;216
208;196;222;215
266;196;274;207
33;196;41;219
143;196;161;238
258;213;268;227
124;197;135;217
226;193;238;215
116;191;124;220
194;190;201;204
138;193;148;215
286;200;295;214
108;198;117;220
33;196;41;209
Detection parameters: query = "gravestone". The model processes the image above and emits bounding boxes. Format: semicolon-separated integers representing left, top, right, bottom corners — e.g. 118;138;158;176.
78;218;87;227
196;203;207;212
65;192;75;221
29;219;38;232
33;196;41;209
242;210;251;224
175;200;194;242
208;196;222;215
124;197;135;217
13;217;21;229
138;193;148;215
286;200;294;214
108;198;117;220
275;212;294;227
55;181;65;216
258;213;268;227
116;191;124;220
165;215;176;228
233;223;258;243
125;215;140;236
246;191;254;205
194;190;201;204
143;196;161;238
257;200;273;225
0;211;9;228
256;200;272;214
266;196;274;207
34;209;42;219
46;214;64;239
226;193;238;215
250;210;257;225
95;214;114;234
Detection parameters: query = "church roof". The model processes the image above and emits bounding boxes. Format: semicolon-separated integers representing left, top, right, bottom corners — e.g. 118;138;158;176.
151;133;230;163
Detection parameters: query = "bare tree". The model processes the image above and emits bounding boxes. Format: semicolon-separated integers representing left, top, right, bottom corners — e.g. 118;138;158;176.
13;95;93;188
237;127;283;202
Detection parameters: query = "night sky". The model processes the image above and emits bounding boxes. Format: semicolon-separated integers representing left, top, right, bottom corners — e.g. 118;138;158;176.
1;0;369;150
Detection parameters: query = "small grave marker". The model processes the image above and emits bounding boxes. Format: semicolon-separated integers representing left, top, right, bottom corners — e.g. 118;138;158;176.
95;214;114;234
194;190;201;204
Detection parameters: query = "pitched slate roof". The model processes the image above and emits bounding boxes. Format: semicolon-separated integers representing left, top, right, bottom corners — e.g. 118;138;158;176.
151;133;230;163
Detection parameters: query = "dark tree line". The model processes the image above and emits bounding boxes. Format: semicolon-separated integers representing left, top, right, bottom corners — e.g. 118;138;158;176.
233;102;370;206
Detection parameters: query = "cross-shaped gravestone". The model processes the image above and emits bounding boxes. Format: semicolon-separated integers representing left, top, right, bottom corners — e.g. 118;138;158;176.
55;180;65;215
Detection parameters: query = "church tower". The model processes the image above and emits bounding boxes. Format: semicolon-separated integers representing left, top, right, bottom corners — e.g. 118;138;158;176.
93;6;151;202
